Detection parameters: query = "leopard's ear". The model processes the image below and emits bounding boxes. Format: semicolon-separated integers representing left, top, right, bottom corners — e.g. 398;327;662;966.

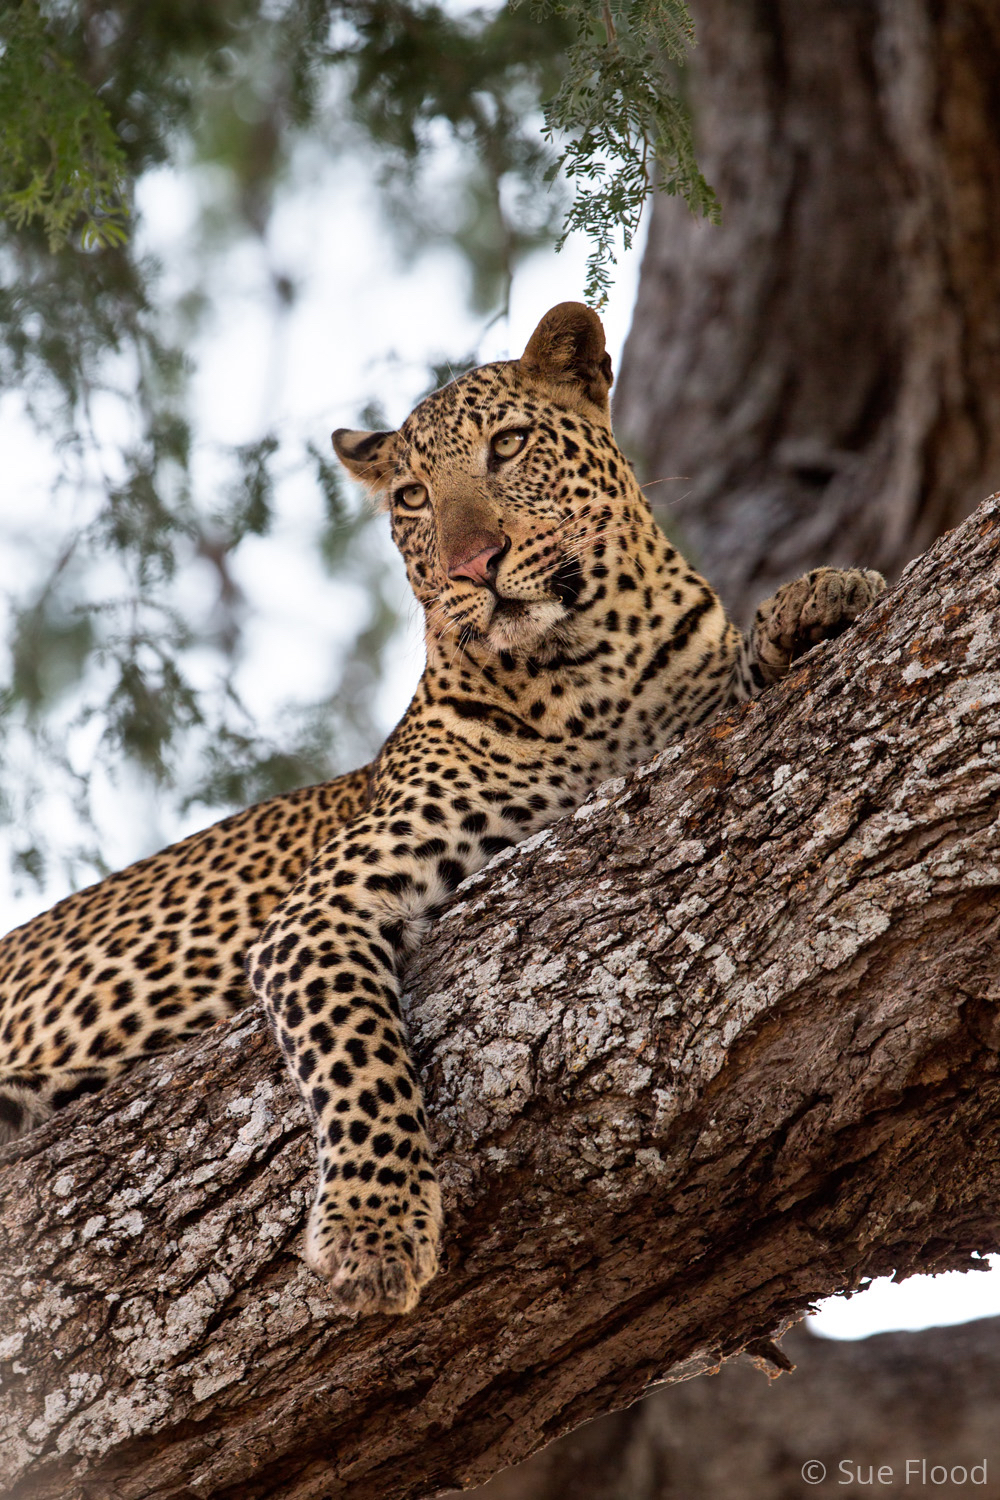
332;428;400;506
519;302;613;414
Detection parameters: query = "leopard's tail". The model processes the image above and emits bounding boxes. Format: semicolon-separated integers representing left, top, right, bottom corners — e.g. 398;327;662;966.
0;1067;113;1145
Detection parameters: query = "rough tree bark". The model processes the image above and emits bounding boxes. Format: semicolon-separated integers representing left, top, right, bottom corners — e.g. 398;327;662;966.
1;494;998;1500
460;1319;1000;1500
614;0;1000;622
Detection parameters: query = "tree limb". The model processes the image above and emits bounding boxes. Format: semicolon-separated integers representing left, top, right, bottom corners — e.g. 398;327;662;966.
2;494;999;1500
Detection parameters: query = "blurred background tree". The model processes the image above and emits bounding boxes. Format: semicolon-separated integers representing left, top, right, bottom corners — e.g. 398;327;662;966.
615;0;1000;622
460;1319;1000;1500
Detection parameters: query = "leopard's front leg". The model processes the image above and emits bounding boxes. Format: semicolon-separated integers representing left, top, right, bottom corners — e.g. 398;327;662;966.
736;565;886;695
245;799;486;1316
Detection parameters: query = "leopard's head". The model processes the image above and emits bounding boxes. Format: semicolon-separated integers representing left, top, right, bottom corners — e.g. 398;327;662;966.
334;303;641;661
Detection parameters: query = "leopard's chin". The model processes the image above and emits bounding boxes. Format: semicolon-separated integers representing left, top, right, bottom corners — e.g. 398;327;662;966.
484;597;568;655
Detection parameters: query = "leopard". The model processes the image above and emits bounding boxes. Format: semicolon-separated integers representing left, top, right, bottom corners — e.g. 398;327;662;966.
0;302;885;1317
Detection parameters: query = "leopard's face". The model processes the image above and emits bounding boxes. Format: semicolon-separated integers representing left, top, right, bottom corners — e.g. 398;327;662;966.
333;309;634;662
390;366;626;658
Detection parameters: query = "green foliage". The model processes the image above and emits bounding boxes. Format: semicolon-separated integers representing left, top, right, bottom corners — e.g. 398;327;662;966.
222;436;280;544
0;2;379;885
532;0;719;304
334;0;573;311
1;0;715;308
9;570;95;716
0;2;129;250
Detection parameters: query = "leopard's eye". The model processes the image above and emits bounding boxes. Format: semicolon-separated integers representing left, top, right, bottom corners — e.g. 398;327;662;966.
395;482;429;510
491;429;529;461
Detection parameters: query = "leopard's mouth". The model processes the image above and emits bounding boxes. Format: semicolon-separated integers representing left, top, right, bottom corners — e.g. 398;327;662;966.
452;561;581;655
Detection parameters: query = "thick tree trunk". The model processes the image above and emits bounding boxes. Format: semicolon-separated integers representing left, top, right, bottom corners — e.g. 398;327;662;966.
614;0;1000;623
1;494;999;1499
460;1319;1000;1500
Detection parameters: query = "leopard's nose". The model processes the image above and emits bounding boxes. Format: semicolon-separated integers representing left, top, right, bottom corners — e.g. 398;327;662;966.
447;540;506;587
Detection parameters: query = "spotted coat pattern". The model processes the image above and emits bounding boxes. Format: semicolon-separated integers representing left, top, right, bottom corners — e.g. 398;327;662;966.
0;304;884;1315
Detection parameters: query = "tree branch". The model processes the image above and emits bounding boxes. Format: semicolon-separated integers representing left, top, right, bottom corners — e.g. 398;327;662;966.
2;495;999;1500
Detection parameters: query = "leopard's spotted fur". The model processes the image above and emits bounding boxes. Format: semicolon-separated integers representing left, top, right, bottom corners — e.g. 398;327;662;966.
0;304;884;1314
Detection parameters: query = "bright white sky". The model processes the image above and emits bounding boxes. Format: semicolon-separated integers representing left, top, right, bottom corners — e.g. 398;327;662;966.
1;137;996;1344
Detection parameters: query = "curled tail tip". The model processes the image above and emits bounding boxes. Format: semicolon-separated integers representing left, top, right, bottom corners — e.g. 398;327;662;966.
0;1090;32;1145
0;1076;58;1145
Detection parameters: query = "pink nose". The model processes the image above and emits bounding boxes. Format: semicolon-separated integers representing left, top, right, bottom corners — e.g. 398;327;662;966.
448;544;504;586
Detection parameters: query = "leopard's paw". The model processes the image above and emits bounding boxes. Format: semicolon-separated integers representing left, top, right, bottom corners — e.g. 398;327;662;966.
753;566;885;683
303;1175;443;1316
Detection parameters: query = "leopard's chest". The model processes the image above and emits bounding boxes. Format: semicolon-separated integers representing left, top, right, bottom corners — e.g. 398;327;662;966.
525;628;725;771
431;649;705;819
